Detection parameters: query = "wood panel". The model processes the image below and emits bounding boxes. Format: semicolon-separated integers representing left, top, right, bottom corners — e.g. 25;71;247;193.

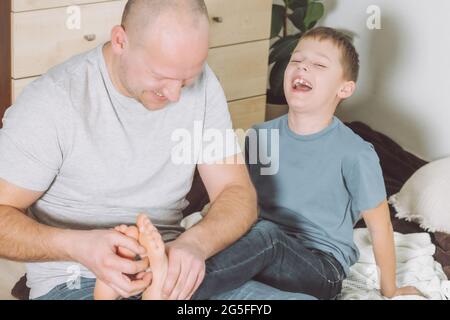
208;40;270;102
0;1;12;124
12;0;118;12
206;0;272;48
8;0;272;132
13;40;271;108
229;95;266;131
12;1;126;78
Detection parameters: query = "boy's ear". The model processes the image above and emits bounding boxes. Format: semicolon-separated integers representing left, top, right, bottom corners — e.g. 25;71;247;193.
337;81;356;99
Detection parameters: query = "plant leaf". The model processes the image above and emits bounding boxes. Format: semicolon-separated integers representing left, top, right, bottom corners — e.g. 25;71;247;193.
271;4;286;39
270;32;298;50
288;7;306;31
308;21;318;29
304;2;324;30
288;0;308;11
269;59;291;100
269;34;301;65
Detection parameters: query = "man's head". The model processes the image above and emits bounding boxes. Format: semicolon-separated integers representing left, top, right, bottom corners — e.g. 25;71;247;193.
284;27;360;115
108;0;210;110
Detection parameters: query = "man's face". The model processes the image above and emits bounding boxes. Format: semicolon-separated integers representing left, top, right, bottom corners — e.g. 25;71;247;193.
284;38;353;113
118;18;210;111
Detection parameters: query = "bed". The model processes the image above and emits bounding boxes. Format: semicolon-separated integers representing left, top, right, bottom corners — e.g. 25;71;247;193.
3;121;449;300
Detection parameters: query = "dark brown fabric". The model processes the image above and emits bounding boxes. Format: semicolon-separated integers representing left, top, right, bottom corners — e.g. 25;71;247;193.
182;168;209;218
347;122;449;279
10;121;449;299
11;275;29;301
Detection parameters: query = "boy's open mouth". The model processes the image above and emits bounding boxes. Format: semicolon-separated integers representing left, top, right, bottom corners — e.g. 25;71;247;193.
292;78;313;92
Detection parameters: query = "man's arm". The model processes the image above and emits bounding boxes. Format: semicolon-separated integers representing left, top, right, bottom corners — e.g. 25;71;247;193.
363;200;422;298
182;153;257;257
0;178;151;298
0;178;77;262
163;153;258;300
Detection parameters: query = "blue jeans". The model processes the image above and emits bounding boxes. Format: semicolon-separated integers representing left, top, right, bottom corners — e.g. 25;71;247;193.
34;277;316;300
35;220;340;300
193;220;345;300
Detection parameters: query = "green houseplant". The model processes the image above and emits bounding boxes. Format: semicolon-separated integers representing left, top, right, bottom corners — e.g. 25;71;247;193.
267;0;325;118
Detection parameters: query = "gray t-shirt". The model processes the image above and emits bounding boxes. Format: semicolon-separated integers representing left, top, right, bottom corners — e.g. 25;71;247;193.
0;45;238;299
246;115;387;276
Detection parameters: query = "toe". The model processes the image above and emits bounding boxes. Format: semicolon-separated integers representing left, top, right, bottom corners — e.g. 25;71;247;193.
137;214;148;232
115;225;127;233
126;226;139;240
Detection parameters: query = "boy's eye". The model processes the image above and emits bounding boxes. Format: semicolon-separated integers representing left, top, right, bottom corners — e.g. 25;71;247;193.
315;63;327;68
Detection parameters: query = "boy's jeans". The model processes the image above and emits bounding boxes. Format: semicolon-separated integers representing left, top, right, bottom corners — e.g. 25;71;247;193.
193;220;346;300
35;277;316;300
35;220;342;300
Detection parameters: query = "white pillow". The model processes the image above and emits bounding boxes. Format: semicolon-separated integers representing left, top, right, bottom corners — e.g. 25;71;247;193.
389;157;450;233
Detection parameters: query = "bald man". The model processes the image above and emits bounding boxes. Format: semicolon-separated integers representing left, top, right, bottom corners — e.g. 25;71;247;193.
0;0;313;300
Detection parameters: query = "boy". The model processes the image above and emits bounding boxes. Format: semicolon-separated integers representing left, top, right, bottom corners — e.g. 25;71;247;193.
194;27;420;300
96;27;421;300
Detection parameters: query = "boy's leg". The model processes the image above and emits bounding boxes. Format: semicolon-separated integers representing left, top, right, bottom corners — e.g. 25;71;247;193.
33;277;96;300
192;220;286;300
209;280;317;300
193;219;345;300
254;238;346;300
33;277;145;300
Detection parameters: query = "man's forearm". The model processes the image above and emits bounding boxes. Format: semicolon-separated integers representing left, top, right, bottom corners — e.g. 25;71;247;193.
0;205;73;262
178;184;257;259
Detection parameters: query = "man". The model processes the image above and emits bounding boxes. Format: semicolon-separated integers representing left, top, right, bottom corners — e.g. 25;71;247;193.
0;0;312;300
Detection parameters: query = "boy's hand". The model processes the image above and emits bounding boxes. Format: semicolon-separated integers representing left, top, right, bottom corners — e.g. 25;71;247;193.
384;286;424;299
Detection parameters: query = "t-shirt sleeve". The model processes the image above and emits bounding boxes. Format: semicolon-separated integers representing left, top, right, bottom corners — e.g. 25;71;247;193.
343;143;387;218
199;64;241;164
0;79;64;191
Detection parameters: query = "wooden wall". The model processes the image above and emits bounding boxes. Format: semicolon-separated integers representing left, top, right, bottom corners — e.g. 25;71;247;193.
0;1;12;126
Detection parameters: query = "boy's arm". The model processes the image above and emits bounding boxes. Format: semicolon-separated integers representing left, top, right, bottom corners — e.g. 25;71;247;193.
362;200;422;298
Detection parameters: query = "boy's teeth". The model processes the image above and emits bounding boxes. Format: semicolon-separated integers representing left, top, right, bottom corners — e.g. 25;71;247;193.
293;78;312;89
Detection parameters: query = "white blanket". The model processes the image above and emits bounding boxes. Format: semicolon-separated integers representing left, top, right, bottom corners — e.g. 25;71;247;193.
338;228;450;300
183;214;450;300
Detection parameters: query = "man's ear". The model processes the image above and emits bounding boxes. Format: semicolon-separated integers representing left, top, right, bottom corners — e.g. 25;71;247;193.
337;81;356;99
110;25;128;54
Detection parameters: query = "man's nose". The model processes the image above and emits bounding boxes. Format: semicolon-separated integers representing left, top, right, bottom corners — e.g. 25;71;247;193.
163;80;183;102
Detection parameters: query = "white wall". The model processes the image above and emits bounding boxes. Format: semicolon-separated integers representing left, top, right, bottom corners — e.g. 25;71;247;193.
322;0;450;161
274;0;450;161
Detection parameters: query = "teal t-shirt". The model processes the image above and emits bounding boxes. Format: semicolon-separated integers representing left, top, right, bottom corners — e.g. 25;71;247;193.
245;115;387;275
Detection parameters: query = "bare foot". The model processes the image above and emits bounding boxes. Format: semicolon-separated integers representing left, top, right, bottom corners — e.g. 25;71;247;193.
137;214;168;300
94;225;139;300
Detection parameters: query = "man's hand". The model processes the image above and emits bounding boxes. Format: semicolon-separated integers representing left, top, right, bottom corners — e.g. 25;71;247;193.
384;286;424;299
162;239;206;300
67;229;151;298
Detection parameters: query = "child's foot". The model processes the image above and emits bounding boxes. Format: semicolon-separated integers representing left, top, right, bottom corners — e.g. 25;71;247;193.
94;225;139;300
137;214;168;300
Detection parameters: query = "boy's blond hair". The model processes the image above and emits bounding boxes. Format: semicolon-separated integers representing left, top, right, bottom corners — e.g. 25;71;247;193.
300;27;360;82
